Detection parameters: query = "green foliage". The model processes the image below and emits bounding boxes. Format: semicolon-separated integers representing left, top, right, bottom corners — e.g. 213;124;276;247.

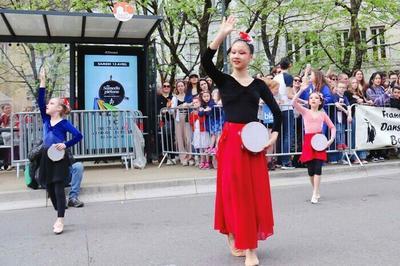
0;0;112;104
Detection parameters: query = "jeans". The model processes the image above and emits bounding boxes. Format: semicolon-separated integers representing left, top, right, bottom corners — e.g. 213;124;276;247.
279;110;295;165
330;122;345;162
65;162;83;199
336;123;345;146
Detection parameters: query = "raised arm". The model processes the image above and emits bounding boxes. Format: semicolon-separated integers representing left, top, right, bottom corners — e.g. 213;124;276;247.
201;16;236;87
292;81;308;115
38;68;49;121
209;16;236;50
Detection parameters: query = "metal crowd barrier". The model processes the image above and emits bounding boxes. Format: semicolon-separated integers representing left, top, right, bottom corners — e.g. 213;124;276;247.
158;103;365;167
9;109;147;176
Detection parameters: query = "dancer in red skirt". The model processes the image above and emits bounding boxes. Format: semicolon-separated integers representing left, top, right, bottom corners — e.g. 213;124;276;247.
201;16;282;266
292;69;336;204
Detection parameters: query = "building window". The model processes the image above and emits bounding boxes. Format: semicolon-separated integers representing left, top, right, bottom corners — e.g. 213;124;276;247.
335;30;350;61
286;32;301;62
304;31;318;58
370;27;386;60
188;42;199;69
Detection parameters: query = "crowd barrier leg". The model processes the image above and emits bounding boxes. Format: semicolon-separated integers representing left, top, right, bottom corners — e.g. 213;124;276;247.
130;155;134;170
343;151;351;166
122;156;129;170
16;163;21;178
158;153;168;168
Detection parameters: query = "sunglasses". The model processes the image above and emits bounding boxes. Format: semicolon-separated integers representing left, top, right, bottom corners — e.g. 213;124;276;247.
163;84;170;88
294;79;301;82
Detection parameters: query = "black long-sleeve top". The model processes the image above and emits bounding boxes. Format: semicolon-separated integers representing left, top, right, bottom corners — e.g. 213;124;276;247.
201;47;282;133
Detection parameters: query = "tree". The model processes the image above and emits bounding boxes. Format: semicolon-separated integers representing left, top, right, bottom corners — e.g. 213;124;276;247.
318;0;400;74
231;0;400;75
0;0;111;105
234;0;319;73
136;0;232;82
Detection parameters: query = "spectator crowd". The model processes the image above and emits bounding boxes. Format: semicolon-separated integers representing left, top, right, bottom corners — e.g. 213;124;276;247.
156;61;400;170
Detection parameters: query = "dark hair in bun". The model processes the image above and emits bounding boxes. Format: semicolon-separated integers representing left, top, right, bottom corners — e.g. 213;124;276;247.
228;39;254;55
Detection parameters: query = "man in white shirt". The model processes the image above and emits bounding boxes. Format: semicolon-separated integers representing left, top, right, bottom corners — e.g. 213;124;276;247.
273;58;295;169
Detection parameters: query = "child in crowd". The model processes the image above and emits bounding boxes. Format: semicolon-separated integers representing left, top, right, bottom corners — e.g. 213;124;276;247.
189;96;211;169
199;91;215;167
39;68;83;234
332;81;352;163
208;89;224;155
292;80;336;204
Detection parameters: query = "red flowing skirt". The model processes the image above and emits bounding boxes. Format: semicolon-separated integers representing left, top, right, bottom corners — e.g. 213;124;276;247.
215;122;274;249
300;133;327;163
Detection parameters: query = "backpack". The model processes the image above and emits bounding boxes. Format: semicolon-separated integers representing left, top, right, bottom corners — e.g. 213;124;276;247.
24;163;39;189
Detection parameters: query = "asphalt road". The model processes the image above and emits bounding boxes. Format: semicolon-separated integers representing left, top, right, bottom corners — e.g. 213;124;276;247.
0;174;399;266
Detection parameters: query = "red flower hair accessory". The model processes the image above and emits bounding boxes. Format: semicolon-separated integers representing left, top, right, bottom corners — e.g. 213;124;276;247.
239;32;253;44
63;98;70;107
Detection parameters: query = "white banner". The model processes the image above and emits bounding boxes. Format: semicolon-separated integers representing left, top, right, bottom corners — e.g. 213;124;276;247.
355;105;400;149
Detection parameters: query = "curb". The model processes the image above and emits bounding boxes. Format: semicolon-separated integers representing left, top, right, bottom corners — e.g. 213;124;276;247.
0;160;398;211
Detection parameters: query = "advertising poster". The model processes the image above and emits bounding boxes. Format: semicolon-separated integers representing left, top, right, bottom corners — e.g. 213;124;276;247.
84;54;138;110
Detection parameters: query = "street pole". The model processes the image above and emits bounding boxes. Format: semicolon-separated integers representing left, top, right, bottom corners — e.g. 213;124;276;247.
222;0;228;74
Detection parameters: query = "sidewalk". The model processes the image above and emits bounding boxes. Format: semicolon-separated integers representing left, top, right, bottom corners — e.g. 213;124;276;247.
0;159;399;211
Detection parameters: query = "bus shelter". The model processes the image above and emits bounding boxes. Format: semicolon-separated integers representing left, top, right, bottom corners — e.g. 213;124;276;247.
0;9;162;160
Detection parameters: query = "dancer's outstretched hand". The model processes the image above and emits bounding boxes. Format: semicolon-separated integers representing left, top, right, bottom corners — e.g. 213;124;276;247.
219;15;236;36
39;67;46;87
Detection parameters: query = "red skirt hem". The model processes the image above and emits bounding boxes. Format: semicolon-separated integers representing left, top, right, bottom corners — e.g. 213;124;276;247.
300;133;327;163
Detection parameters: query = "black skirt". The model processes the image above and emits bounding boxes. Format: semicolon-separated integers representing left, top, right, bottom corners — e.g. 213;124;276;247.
39;148;70;186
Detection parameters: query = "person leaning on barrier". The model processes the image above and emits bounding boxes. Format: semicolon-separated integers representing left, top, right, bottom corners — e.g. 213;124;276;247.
366;72;391;162
0;103;19;171
156;81;176;165
366;72;391;107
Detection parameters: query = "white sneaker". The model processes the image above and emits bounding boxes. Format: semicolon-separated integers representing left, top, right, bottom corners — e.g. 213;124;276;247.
166;159;174;165
311;195;318;204
281;165;295;170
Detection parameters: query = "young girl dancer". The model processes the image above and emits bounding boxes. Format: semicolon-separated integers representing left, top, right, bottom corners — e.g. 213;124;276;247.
201;16;282;266
292;78;336;204
39;69;83;234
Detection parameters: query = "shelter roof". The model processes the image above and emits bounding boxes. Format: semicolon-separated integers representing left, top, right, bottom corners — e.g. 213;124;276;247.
0;9;162;44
